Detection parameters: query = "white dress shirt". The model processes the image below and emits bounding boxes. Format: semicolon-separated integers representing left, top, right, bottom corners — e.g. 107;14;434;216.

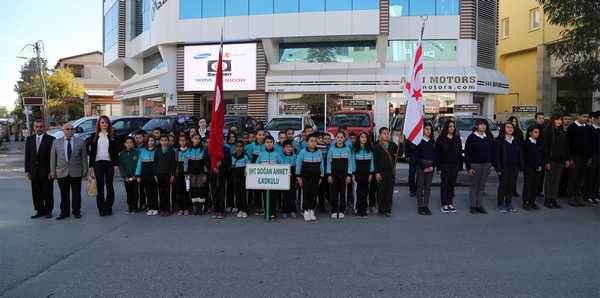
95;132;111;161
36;134;43;152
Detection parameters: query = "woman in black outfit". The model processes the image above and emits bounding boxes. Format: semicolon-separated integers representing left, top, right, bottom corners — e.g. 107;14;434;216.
89;115;119;216
507;116;524;197
493;122;522;213
522;126;544;210
434;120;463;213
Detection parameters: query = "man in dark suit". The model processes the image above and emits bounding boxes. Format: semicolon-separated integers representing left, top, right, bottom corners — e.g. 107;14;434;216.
25;120;55;218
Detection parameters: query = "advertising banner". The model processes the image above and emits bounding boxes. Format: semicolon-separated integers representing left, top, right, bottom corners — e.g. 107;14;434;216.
184;43;257;91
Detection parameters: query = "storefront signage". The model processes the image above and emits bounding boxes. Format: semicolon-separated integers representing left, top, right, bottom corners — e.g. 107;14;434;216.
454;104;481;114
282;103;309;114
512;106;537;113
184;43;257;92
246;164;291;190
342;100;371;109
226;104;248;115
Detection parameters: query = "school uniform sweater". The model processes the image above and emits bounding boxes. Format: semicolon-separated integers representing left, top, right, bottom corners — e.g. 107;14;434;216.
119;149;139;178
326;144;355;177
415;138;435;169
352;147;375;175
154;148;177;176
256;148;283;164
464;133;494;170
186;145;208;175
245;142;265;162
493;137;522;172
295;148;324;177
567;122;594;159
434;135;463;168
523;138;544;170
373;141;398;175
542;127;570;163
135;148;156;177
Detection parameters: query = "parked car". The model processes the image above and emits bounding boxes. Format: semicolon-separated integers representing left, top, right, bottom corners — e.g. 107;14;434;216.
223;115;258;134
134;115;199;138
265;115;316;142
455;116;499;148
327;111;374;142
51;116;98;140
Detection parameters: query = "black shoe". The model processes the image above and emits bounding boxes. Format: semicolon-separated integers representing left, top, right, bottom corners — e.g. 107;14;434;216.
107;209;113;216
410;192;416;198
544;201;554;208
44;213;53;218
552;201;563;209
513;192;520;197
522;204;531;211
575;199;587;207
423;208;432;215
568;200;578;207
530;203;540;210
384;212;392;217
477;206;487;214
417;207;425;215
536;193;544;198
56;214;69;220
74;213;82;219
469;207;478;214
30;213;44;219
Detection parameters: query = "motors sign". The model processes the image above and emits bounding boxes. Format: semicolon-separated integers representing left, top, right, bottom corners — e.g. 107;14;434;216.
184;43;257;92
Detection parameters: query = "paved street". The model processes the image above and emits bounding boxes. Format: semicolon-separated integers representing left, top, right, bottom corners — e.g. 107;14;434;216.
0;141;599;297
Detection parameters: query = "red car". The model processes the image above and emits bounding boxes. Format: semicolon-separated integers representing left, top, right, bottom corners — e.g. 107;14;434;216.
327;111;374;138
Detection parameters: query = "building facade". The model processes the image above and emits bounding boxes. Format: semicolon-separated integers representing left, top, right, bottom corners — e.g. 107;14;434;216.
103;0;507;130
497;0;599;119
55;51;122;116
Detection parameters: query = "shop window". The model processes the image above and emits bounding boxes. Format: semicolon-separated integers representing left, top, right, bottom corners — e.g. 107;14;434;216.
249;0;274;15
275;0;299;13
226;0;249;16
203;0;225;18
388;40;457;62
279;41;377;63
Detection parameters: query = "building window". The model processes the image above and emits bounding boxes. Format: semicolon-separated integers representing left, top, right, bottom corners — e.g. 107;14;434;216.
326;0;352;11
529;8;541;30
300;0;326;12
202;0;225;18
103;2;119;52
249;0;274;15
352;0;379;10
180;0;202;19
275;0;299;13
143;52;164;74
226;0;249;16
501;18;509;39
279;41;377;63
389;0;459;16
65;64;84;78
388;40;458;62
142;0;152;31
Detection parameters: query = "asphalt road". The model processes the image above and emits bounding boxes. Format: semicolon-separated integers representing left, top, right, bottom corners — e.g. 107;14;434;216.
0;141;599;297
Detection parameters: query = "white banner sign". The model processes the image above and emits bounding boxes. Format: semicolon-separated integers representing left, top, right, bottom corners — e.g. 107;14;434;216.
184;43;257;91
245;164;291;190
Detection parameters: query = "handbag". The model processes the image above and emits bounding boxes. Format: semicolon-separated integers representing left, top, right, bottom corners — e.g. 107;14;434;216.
87;178;98;197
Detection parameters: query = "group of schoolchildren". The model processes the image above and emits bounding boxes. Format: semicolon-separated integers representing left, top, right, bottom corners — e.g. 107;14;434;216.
408;111;600;216
117;121;399;222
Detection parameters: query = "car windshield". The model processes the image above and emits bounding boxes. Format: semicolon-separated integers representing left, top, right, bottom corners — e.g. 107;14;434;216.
331;114;369;127
142;118;174;131
266;118;302;131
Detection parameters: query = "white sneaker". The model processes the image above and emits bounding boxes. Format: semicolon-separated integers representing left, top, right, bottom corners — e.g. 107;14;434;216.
232;208;238;213
152;210;159;216
146;210;152;216
241;212;248;218
331;213;338;219
236;211;243;218
309;210;316;221
303;211;311;222
338;213;345;219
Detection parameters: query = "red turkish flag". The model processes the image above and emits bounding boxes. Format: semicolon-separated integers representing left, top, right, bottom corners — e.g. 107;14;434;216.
208;44;224;170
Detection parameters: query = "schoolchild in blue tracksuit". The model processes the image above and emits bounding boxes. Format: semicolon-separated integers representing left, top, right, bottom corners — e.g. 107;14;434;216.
135;136;158;215
246;129;266;214
175;135;190;215
274;131;287;155
317;133;332;212
352;131;375;218
327;131;355;219
224;132;237;211
256;135;283;219
134;130;147;211
280;140;297;218
231;141;249;218
186;134;209;215
296;134;324;222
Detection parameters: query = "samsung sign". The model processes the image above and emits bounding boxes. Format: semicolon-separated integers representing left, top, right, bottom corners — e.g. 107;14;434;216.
184;43;257;92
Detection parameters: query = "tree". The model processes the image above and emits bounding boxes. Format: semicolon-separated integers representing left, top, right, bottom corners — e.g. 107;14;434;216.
538;0;600;93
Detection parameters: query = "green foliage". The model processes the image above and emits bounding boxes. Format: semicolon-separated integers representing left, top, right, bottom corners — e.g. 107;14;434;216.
538;0;600;92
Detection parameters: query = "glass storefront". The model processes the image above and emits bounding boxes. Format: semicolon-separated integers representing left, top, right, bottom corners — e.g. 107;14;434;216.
279;41;377;63
122;100;140;116
389;0;459;16
388;40;457;62
143;97;166;116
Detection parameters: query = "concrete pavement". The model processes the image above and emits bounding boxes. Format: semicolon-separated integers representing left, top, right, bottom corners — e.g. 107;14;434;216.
1;141;599;297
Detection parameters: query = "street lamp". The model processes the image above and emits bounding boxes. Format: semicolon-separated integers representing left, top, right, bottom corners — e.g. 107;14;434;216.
17;40;49;128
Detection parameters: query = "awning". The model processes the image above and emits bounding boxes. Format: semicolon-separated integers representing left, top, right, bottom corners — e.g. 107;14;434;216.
266;65;509;94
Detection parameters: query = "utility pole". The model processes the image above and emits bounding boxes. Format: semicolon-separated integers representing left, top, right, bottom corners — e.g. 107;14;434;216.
21;41;49;127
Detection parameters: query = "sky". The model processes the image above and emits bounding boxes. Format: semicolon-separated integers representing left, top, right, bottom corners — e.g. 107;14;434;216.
0;0;102;111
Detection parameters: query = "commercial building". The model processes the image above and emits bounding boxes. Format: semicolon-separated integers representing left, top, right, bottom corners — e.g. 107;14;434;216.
497;0;599;118
55;51;122;116
103;0;508;130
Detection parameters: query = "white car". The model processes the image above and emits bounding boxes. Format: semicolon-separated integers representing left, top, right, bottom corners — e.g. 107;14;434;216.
265;115;317;142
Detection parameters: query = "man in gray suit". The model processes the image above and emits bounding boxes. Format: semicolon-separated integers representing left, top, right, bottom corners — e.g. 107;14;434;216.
50;123;88;220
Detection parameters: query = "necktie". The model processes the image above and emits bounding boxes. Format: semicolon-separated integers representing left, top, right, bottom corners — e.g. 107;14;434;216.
36;136;41;152
67;139;72;162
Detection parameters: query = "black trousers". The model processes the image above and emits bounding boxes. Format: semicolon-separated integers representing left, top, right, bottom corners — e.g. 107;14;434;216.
497;165;519;206
346;182;354;209
231;169;247;212
368;178;377;208
559;166;569;197
416;168;433;208
586;156;600;200
329;176;347;213
123;180;138;210
156;174;172;212
522;168;541;205
318;177;328;211
302;176;320;211
266;190;279;217
226;171;234;209
138;180;146;209
377;172;395;214
568;156;590;199
31;172;54;214
57;176;82;215
142;175;158;210
94;161;115;214
355;175;369;214
439;164;459;206
210;173;226;213
282;178;296;214
174;175;190;211
408;158;417;194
